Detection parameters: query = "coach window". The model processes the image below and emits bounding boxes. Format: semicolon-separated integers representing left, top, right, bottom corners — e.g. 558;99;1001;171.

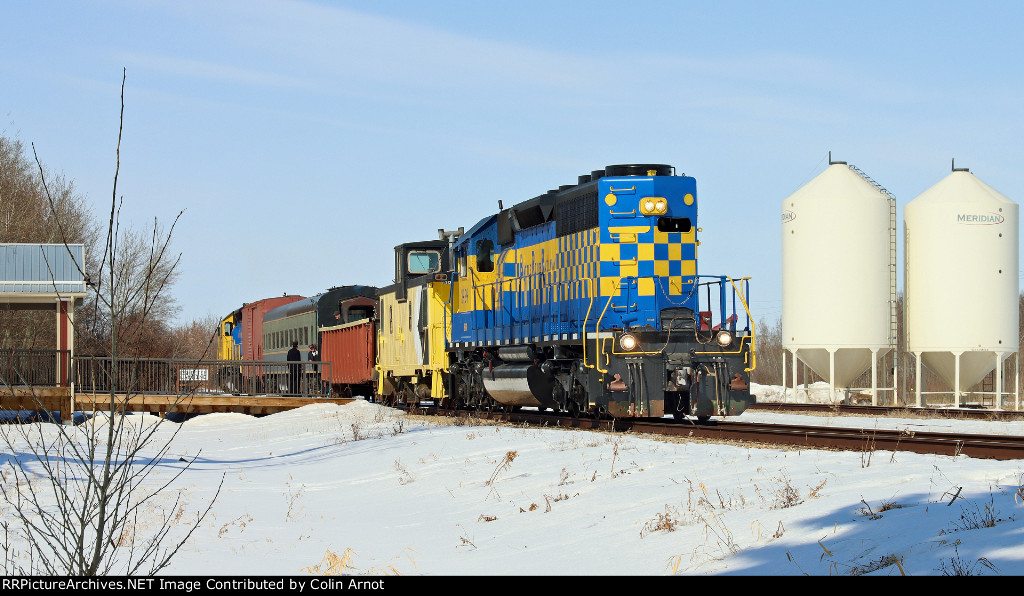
408;250;441;275
476;239;494;273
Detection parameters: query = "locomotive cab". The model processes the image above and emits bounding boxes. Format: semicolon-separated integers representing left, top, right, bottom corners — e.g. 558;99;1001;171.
375;240;455;406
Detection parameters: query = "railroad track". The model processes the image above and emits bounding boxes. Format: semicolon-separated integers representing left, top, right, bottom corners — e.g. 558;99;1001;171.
749;401;1024;421
407;406;1024;461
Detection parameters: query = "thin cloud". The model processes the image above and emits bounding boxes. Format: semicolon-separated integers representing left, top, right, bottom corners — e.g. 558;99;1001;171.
114;51;316;91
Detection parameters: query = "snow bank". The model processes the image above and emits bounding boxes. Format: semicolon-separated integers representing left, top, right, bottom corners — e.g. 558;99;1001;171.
753;381;853;404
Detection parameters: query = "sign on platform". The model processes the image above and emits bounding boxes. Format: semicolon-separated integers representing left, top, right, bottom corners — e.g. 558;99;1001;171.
178;368;209;382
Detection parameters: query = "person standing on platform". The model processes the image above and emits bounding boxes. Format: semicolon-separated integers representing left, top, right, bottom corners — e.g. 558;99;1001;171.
287;341;301;395
308;344;321;395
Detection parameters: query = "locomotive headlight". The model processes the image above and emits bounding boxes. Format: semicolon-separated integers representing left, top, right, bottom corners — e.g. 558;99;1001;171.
618;332;639;352
716;330;733;347
639;197;667;216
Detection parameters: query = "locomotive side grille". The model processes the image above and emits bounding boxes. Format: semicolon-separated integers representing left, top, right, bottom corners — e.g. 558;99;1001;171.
555;190;598;238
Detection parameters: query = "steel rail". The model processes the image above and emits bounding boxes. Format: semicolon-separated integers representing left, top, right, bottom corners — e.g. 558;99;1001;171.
749;401;1024;421
409;406;1024;461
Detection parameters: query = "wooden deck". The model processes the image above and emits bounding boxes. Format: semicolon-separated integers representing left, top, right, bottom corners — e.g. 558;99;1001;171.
1;387;355;421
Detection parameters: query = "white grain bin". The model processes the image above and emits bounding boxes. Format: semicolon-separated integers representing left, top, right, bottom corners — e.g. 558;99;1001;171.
782;161;896;401
904;168;1019;404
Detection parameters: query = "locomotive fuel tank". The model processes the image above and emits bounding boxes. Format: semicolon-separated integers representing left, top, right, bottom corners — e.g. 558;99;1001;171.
480;362;558;408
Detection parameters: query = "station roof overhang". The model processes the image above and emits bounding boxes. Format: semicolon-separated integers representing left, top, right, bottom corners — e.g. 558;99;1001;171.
0;244;88;309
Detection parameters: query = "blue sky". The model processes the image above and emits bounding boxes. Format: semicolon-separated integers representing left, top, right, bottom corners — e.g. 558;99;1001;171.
3;0;1022;325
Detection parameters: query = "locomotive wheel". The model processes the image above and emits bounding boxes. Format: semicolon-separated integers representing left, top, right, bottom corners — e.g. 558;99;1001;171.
550;383;566;414
566;400;580;418
399;381;416;407
449;376;469;410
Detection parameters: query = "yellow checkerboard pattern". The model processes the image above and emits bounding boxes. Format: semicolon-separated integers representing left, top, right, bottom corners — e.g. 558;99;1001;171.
599;228;696;297
551;229;598;300
510;226;696;303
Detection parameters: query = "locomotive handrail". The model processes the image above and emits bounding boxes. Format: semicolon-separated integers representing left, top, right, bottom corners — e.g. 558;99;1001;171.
728;276;756;372
581;277;600;370
688;276;757;371
593;289;617;374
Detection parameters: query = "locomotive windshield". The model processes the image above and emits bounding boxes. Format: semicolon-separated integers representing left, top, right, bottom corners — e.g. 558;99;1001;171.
407;250;441;275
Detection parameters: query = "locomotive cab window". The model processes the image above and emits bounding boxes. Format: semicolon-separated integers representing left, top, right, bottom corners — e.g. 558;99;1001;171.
657;217;692;233
347;306;373;323
476;239;494;273
407;250;441;275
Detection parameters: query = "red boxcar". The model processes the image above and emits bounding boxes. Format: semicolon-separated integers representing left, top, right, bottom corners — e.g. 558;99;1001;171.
241;295;306;362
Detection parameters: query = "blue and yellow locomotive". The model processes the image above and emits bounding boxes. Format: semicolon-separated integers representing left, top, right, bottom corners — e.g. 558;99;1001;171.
442;164;756;419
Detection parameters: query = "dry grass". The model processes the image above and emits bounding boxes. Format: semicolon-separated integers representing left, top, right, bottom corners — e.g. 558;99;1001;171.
303;548;357;575
217;513;253;537
302;547;415;575
640;505;686;538
393;460;413;485
938;546;998;576
849;553;906;576
542;492;577;513
485;451;517;489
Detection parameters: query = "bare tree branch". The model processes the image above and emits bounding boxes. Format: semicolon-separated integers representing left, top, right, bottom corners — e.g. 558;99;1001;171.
1;68;222;576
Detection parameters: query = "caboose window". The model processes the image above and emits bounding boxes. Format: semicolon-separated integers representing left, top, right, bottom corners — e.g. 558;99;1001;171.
408;250;441;275
657;217;692;233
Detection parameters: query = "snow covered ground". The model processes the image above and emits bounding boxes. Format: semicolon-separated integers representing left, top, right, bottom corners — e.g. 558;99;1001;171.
3;389;1024;576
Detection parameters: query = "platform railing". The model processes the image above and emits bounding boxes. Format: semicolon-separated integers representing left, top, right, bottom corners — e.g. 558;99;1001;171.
73;357;333;397
0;349;71;388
